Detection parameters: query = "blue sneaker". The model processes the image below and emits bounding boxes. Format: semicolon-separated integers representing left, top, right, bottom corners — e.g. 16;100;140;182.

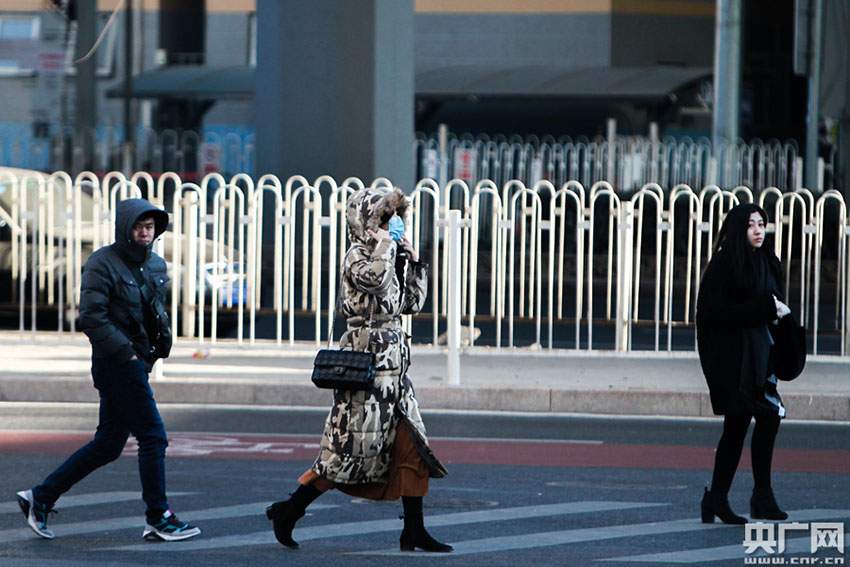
16;489;55;539
143;509;201;541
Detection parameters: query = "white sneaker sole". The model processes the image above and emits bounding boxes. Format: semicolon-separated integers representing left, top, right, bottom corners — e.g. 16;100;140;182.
16;490;55;540
143;524;201;541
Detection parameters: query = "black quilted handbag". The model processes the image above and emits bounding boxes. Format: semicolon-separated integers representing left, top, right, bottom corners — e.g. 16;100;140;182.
311;349;376;390
311;290;376;391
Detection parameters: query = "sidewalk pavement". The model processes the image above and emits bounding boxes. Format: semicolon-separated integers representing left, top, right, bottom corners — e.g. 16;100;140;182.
0;331;848;421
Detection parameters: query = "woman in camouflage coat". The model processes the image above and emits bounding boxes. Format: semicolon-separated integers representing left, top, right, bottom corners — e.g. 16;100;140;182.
266;185;452;553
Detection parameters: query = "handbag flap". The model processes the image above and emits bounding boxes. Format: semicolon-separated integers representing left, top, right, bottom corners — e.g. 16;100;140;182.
314;349;375;370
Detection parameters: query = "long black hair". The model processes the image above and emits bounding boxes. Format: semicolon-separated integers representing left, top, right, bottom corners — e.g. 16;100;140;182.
713;202;770;292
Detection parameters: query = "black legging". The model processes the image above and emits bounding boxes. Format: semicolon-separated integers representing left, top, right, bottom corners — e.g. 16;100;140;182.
710;401;781;495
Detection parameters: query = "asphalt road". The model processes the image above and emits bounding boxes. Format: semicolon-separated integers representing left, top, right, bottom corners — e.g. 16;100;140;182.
0;403;847;567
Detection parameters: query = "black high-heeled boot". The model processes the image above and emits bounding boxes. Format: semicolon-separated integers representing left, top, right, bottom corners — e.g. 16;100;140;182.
701;487;747;524
750;487;788;521
399;496;453;552
265;483;322;548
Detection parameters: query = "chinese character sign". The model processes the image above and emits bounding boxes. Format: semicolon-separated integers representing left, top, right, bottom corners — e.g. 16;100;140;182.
744;521;845;557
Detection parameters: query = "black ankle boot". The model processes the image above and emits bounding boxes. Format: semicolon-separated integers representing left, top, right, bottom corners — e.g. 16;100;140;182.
266;499;305;548
399;517;453;552
701;487;747;524
265;484;322;548
750;487;788;521
400;496;452;552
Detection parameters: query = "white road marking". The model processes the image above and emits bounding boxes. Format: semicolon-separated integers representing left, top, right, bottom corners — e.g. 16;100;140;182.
123;434;320;457
607;535;847;564
359;518;713;557
0;501;335;544
603;509;850;563
107;501;664;552
432;436;604;445
0;491;193;515
358;509;850;558
12;495;843;562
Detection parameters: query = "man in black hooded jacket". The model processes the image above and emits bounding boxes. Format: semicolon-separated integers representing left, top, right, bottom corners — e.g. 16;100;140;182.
16;198;200;542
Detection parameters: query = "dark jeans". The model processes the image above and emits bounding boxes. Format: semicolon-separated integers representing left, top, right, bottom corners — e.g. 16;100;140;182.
710;396;781;495
33;357;170;520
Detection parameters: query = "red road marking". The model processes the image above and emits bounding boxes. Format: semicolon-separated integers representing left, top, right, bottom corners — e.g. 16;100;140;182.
0;432;847;474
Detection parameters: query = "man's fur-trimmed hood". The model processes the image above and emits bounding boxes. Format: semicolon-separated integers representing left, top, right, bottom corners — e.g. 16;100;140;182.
345;185;410;246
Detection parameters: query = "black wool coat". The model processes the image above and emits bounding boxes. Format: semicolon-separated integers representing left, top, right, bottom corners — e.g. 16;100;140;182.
695;248;781;415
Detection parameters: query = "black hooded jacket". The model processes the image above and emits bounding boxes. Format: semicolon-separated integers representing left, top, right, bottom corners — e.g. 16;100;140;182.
78;199;171;371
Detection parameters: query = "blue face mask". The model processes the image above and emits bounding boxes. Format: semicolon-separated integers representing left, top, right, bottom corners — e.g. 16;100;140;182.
388;216;405;241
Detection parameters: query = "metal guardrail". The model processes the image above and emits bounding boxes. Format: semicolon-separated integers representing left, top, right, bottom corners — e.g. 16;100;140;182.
2;124;838;198
1;170;848;358
415;133;837;196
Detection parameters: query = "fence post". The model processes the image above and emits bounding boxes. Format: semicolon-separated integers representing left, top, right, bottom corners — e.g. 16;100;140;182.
447;209;461;385
616;201;634;352
607;118;617;186
438;124;449;190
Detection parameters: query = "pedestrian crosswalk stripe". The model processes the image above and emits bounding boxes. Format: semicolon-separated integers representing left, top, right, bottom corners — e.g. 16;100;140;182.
0;491;193;515
357;508;850;557
608;535;830;564
0;501;336;544
360;517;711;557
108;501;665;552
602;509;850;564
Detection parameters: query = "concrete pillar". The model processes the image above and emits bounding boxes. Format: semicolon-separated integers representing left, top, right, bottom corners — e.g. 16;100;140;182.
122;0;134;170
804;0;824;192
712;0;742;151
74;0;97;169
255;0;415;190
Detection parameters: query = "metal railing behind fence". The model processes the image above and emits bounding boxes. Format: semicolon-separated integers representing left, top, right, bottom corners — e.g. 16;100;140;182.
2;124;838;198
416;133;837;197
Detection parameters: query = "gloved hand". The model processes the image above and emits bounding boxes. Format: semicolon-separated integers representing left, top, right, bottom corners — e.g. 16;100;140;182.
774;295;791;319
398;237;418;263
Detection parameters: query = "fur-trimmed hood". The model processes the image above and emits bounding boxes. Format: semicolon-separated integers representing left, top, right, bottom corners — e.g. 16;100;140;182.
345;185;410;246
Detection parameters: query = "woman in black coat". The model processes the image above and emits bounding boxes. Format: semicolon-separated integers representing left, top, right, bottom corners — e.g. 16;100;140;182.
696;203;791;524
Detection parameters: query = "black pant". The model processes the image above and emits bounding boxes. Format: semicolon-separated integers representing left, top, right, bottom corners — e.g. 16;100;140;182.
33;357;170;520
710;399;781;495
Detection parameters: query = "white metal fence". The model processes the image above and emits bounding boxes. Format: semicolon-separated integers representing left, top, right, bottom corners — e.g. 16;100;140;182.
1;170;848;357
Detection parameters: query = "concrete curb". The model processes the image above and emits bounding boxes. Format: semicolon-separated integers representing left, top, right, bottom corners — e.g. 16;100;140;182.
2;334;848;421
1;377;848;421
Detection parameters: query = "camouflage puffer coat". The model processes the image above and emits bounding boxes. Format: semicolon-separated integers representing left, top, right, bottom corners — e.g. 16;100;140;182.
311;185;447;485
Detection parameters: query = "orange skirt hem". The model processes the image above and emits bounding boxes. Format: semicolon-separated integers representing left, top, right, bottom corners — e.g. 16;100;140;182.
299;425;429;501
